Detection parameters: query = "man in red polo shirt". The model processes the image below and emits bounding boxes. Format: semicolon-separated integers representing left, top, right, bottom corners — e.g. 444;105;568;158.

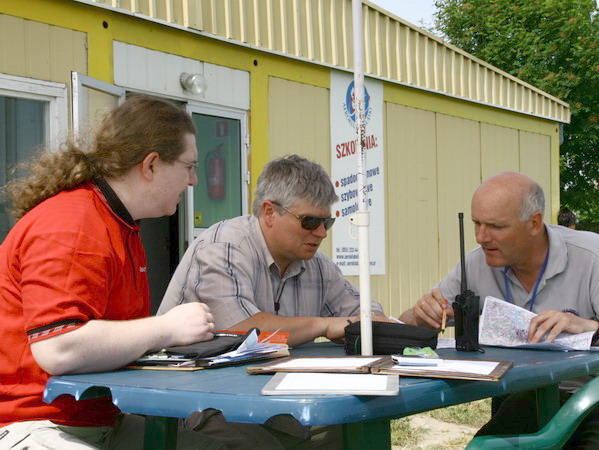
0;96;217;449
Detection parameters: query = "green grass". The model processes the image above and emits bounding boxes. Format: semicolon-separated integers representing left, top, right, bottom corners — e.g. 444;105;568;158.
390;399;492;448
390;417;427;447
426;399;491;428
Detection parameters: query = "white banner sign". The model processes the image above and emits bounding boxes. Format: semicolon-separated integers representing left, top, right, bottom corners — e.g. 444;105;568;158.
330;71;386;275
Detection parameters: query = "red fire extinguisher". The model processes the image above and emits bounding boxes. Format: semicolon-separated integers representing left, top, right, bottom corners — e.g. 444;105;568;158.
206;144;226;200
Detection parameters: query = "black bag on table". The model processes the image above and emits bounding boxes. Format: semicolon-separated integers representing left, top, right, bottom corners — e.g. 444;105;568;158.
344;321;438;355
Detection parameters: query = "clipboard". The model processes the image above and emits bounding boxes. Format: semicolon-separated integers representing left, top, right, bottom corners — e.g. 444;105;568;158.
129;364;206;371
247;355;390;374
128;328;289;371
129;348;290;371
370;357;512;381
261;372;400;396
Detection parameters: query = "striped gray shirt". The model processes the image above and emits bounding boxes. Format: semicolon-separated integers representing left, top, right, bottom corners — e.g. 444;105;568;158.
158;215;383;330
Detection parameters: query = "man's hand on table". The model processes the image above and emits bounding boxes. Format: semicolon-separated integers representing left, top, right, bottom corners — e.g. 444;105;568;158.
528;310;599;343
160;302;215;347
323;316;359;343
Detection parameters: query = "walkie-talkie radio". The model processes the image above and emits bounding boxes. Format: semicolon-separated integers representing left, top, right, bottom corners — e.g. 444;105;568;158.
452;212;481;352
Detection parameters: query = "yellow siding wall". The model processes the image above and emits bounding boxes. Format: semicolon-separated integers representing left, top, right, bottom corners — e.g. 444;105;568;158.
0;14;86;86
268;76;331;254
435;114;481;281
520;131;552;218
383;104;438;317
86;0;570;124
481;123;519;177
380;103;557;315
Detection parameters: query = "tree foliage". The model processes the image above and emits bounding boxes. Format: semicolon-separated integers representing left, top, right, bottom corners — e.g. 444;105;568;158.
433;0;598;222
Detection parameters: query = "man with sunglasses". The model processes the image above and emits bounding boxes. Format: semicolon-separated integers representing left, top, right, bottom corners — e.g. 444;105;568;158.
159;154;387;347
158;155;389;448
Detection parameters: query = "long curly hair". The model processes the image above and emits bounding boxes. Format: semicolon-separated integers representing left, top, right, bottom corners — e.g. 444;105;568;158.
6;95;196;219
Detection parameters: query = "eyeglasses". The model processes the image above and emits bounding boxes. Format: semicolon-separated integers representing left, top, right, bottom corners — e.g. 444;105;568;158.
272;201;336;231
175;159;198;175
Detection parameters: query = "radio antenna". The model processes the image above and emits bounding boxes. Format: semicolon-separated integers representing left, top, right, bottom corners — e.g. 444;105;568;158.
459;212;468;292
453;211;481;352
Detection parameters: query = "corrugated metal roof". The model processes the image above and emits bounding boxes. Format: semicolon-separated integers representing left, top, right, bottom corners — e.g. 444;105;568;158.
84;0;570;123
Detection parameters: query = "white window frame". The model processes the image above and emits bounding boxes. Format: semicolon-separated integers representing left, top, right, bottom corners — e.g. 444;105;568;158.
71;72;126;135
0;73;68;148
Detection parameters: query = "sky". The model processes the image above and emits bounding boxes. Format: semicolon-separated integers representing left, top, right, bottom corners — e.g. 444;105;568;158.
369;0;598;28
368;0;438;29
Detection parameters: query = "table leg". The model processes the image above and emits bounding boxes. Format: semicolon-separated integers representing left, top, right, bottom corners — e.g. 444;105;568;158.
143;416;178;450
343;419;391;449
536;384;561;428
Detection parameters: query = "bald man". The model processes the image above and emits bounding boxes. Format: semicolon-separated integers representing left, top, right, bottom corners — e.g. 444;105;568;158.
400;171;599;341
399;171;599;442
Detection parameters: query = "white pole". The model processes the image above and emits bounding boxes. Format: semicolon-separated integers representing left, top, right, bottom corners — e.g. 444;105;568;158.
351;0;373;356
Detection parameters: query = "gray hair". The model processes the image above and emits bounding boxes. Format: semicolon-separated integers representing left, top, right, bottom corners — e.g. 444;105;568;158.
252;155;338;216
520;181;545;221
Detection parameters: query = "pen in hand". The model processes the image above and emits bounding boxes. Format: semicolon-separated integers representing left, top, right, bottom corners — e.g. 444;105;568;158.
441;309;447;333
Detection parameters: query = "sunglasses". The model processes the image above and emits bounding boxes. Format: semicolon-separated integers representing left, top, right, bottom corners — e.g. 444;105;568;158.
272;201;336;231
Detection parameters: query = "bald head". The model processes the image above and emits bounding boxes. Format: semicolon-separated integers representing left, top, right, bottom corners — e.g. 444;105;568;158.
473;172;545;221
471;172;547;270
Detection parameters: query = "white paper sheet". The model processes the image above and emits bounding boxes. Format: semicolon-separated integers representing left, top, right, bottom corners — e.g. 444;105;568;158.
271;357;380;369
275;373;388;391
392;359;499;375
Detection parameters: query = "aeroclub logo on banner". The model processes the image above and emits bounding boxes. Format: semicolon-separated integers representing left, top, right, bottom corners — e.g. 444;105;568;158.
331;71;386;275
343;81;372;127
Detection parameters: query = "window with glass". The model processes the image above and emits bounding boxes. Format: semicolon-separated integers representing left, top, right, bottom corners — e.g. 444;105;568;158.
191;113;244;230
0;96;47;242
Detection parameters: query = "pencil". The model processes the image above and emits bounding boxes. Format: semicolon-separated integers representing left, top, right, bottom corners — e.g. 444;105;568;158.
441;309;447;332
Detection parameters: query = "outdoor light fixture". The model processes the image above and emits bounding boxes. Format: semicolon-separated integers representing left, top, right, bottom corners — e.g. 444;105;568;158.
180;72;207;95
